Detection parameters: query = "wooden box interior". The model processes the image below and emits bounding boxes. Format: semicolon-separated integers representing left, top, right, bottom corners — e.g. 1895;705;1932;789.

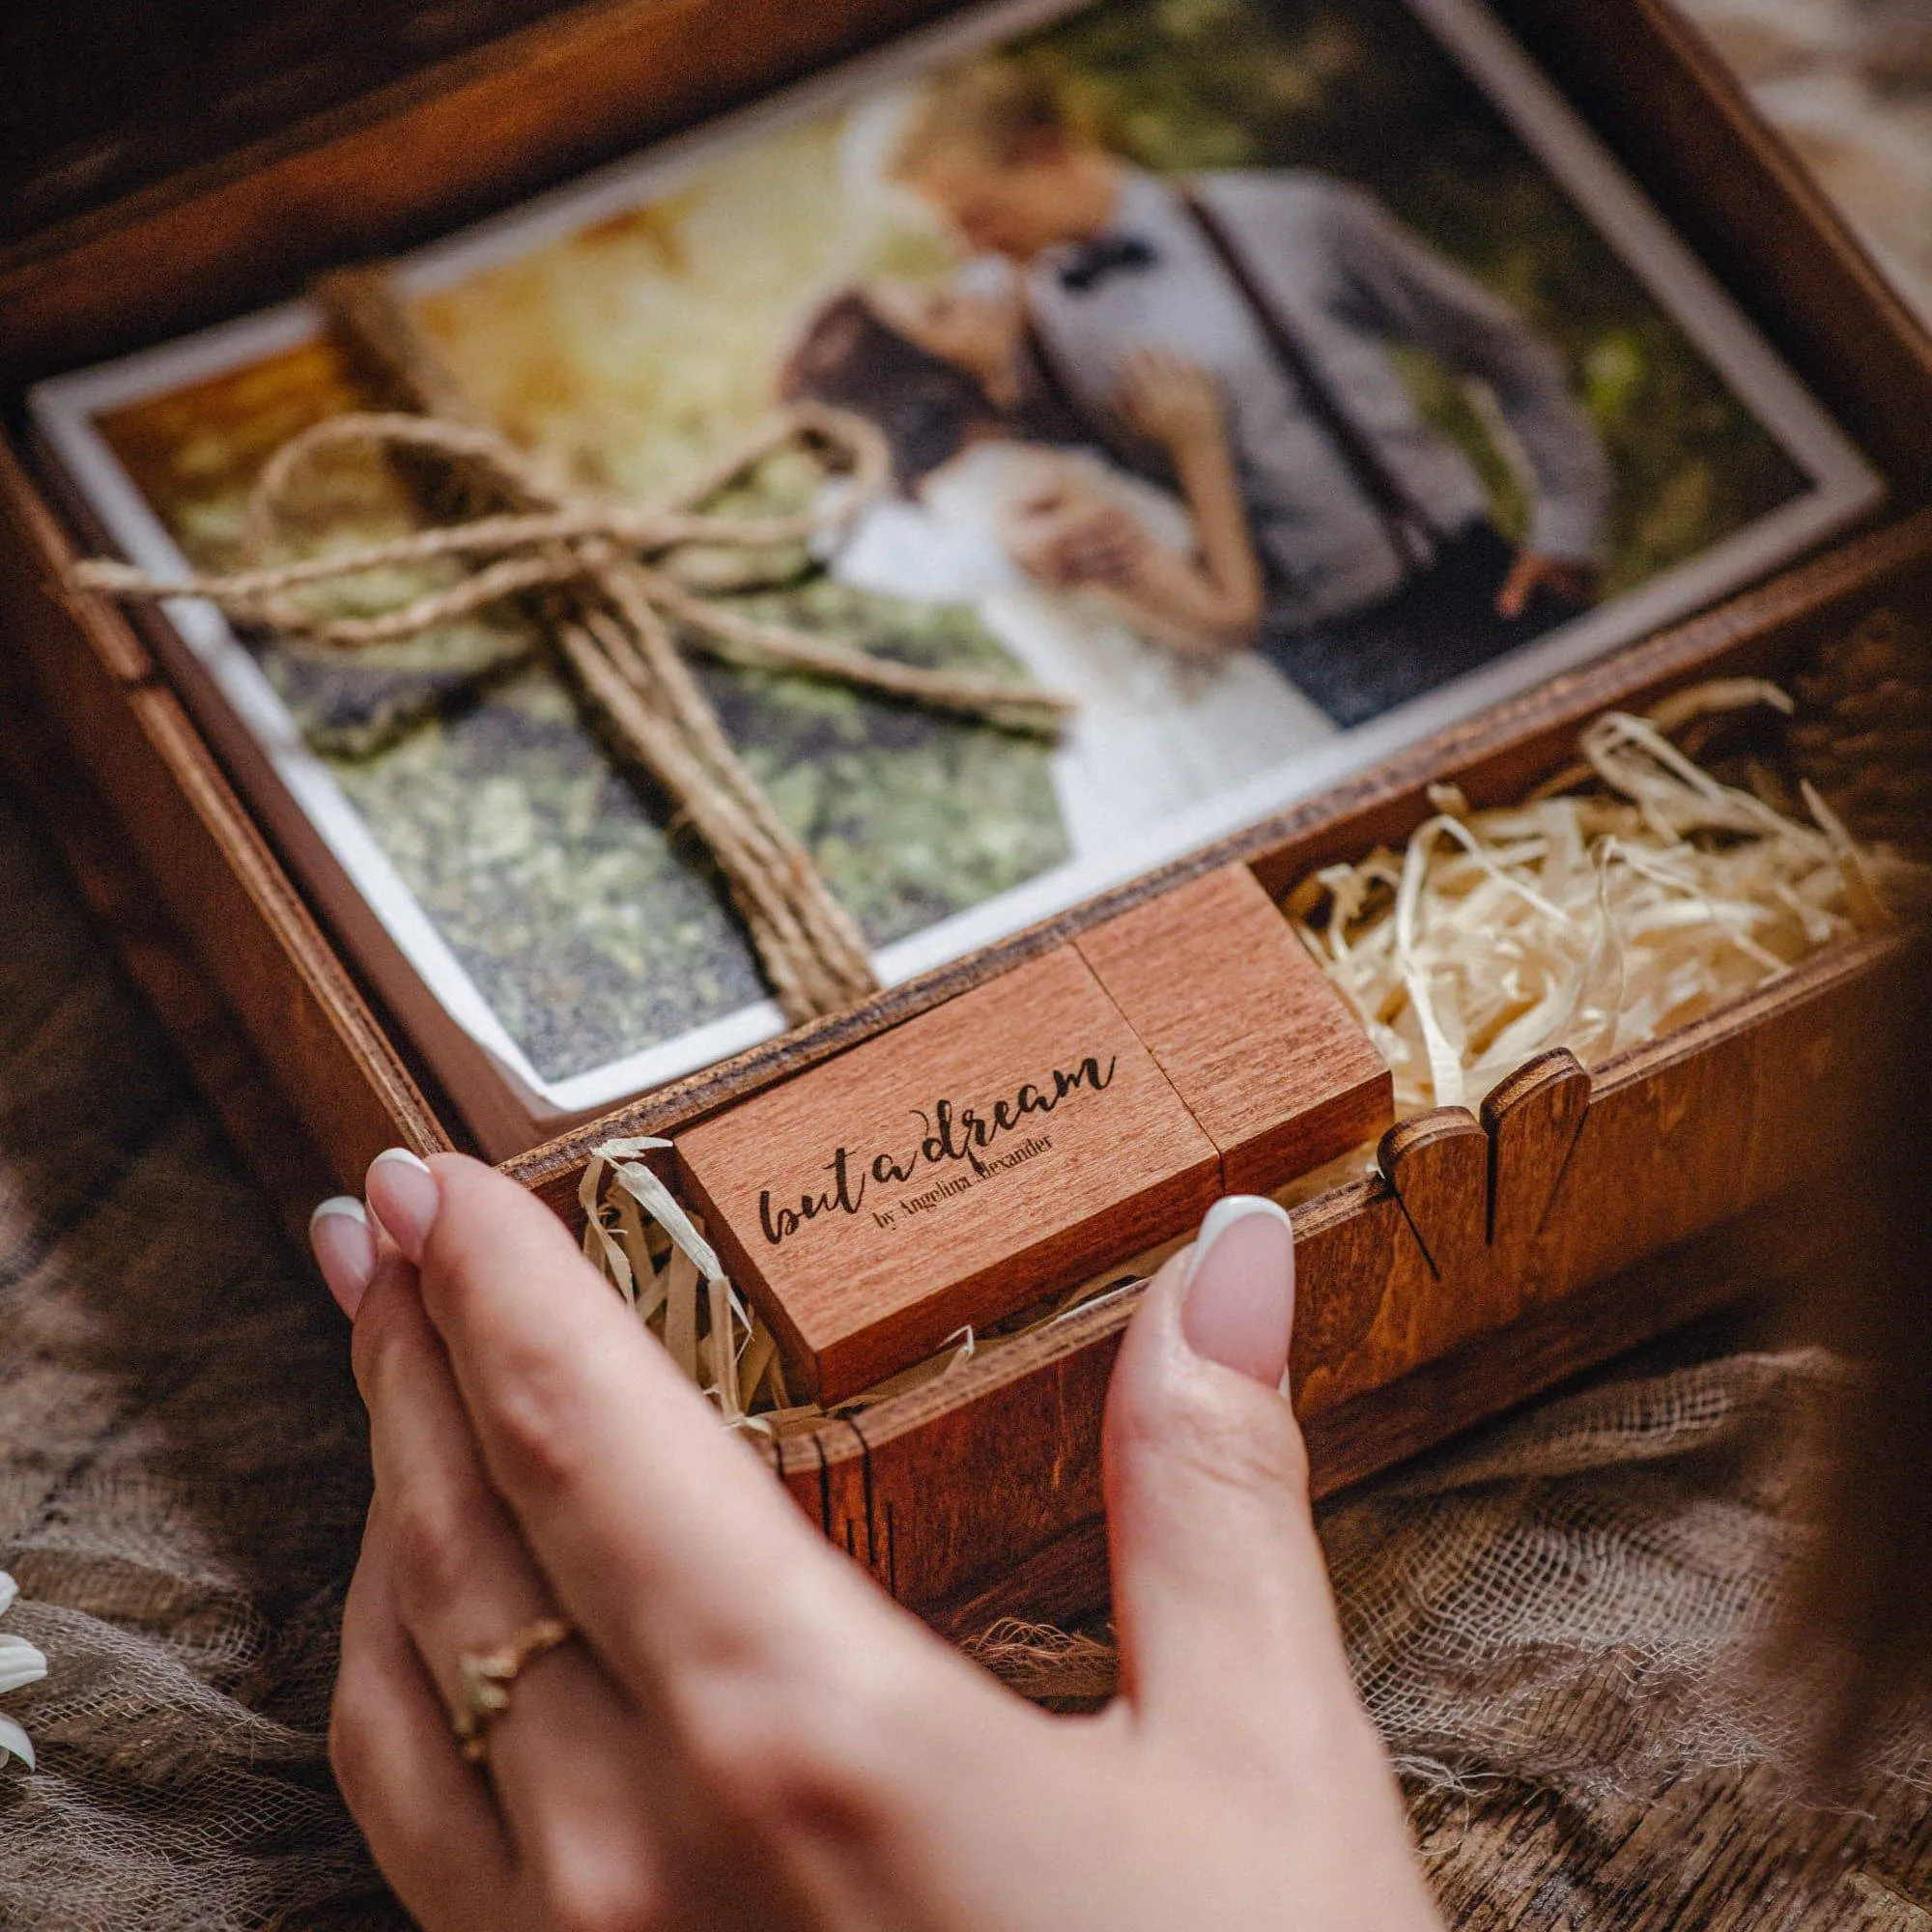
713;520;1932;1629
2;0;1929;1624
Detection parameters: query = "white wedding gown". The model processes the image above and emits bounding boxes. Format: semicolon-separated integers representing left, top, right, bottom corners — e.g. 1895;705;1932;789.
831;441;1336;860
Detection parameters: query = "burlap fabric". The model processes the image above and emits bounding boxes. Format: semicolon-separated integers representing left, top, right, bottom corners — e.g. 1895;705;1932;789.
0;774;1907;1928
979;1353;1848;1765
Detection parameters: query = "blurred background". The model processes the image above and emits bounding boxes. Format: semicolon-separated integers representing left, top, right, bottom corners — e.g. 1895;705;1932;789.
1678;0;1932;327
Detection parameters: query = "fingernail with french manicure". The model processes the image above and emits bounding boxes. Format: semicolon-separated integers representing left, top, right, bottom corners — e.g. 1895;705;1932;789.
1181;1195;1295;1385
310;1197;377;1319
364;1148;440;1265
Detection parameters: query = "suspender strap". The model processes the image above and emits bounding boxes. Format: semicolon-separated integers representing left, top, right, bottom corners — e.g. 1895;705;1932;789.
1179;184;1437;573
1019;313;1089;447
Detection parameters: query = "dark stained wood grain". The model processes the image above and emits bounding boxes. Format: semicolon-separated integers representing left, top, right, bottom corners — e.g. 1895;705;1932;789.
0;0;969;384
2;0;580;248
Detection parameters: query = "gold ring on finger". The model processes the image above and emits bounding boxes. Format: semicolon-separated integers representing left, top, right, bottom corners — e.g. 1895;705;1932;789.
450;1615;576;1766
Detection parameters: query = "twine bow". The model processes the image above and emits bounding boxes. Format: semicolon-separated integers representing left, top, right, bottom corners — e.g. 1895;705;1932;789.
70;401;1073;1026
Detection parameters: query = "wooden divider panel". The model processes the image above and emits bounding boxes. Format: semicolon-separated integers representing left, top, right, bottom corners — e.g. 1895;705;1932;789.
1483;1051;1591;1282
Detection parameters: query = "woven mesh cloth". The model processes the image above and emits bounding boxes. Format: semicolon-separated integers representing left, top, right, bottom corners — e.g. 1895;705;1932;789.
0;791;393;1929
0;777;1895;1928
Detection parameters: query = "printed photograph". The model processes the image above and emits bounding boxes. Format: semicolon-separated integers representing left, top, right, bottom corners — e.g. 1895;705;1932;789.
33;0;1881;1139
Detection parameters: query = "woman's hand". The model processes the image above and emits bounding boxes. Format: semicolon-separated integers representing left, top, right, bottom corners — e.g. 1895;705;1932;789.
312;1155;1442;1932
1116;347;1230;458
1102;347;1264;653
999;472;1151;591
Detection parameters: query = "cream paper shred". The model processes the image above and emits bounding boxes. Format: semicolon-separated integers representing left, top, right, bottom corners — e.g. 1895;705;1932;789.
1286;681;1930;1118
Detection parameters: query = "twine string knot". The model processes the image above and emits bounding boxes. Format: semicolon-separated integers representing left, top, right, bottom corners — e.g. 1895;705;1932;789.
69;400;1073;1025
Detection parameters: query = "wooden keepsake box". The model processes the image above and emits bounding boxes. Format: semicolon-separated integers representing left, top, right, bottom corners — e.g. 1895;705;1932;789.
3;0;1929;1633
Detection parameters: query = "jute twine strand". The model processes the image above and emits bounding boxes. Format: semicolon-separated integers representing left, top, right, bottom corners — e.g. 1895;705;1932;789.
70;393;1072;1025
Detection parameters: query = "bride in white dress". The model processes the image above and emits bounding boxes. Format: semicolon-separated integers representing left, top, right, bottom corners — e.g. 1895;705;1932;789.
781;279;1334;860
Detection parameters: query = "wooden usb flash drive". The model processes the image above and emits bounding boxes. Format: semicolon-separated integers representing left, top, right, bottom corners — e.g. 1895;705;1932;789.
677;866;1391;1402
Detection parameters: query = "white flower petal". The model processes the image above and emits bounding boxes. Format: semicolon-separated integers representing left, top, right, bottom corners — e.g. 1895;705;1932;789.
0;1634;47;1693
0;1714;36;1772
0;1572;16;1619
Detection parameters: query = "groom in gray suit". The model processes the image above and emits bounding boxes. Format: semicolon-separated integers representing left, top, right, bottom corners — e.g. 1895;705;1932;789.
885;61;1613;726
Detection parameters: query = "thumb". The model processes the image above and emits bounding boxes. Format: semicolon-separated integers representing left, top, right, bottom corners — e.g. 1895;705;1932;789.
1102;1199;1367;1762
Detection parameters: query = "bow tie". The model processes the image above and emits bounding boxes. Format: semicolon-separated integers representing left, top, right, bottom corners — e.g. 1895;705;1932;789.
1057;232;1158;295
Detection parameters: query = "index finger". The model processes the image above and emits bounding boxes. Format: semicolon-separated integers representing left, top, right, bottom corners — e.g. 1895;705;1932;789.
407;1155;906;1694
